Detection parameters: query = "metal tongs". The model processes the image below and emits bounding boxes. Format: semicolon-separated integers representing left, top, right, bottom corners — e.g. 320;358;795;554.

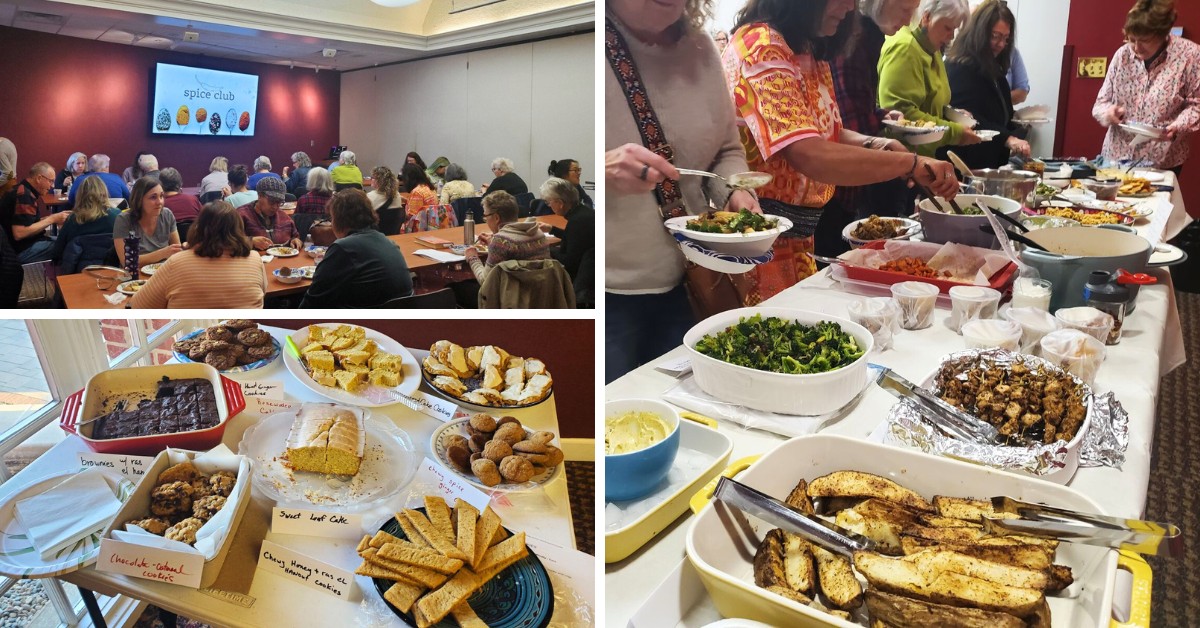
983;497;1183;557
713;477;875;557
868;364;1003;445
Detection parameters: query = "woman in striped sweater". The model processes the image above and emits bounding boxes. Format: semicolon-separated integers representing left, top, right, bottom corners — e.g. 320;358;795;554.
131;200;266;308
464;191;549;283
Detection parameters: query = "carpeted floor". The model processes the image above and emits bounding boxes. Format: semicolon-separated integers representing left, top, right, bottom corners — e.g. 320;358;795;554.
1145;290;1200;627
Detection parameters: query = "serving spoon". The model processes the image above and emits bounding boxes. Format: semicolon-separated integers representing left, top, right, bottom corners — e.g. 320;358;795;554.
676;168;774;190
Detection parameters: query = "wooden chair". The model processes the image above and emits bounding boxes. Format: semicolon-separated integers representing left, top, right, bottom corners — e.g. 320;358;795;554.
376;288;458;309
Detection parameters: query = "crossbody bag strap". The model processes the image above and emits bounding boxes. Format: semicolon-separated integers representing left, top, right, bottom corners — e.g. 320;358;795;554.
604;18;686;220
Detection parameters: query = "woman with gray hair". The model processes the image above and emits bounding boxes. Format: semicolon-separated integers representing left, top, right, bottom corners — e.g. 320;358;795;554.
297;167;334;214
330;150;363;189
283;151;313;196
439;163;476;205
56;151;87;193
247;155;282;190
537;177;593;281
160;167;202;222
482;157;528;198
199;156;229;197
878;0;981;156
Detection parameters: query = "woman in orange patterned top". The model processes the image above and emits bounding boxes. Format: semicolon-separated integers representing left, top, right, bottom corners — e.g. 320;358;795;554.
400;163;439;218
722;0;958;296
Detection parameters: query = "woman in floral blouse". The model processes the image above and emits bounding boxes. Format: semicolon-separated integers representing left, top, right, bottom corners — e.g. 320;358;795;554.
1093;0;1200;174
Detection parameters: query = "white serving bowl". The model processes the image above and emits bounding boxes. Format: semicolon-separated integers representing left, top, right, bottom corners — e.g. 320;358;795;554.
664;214;792;257
683;307;873;416
273;268;304;284
841;216;921;248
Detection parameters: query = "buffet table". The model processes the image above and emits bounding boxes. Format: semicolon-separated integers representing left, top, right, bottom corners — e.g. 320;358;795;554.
54;215;566;309
0;325;584;627
604;179;1192;626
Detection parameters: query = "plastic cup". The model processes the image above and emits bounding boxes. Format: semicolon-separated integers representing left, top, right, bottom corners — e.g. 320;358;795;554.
947;286;1002;333
1054;307;1115;344
961;319;1023;351
847;297;903;351
890;281;939;330
1010;277;1053;311
1003;306;1063;354
1040;329;1106;386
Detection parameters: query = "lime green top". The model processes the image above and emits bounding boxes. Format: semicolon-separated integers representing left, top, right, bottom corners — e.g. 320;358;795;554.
330;164;363;185
878;26;964;156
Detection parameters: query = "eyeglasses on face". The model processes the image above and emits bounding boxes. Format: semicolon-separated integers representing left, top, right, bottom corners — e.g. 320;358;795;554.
990;31;1010;44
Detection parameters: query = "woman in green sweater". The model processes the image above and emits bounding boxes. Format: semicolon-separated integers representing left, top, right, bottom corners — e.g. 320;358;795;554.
878;0;981;156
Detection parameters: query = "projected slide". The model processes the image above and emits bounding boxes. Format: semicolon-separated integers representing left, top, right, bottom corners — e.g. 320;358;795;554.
151;63;260;136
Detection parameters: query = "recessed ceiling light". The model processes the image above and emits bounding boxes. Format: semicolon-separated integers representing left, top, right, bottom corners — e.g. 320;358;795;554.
369;0;421;6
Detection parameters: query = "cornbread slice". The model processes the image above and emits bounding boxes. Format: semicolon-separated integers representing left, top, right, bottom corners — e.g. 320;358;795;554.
414;569;480;628
306;325;329;343
369;352;404;371
311;369;337;387
450;602;488;628
370;369;400;387
337;350;371;366
404;509;469;562
473;507;502;568
307;350;335;371
384;580;425;613
284;405;364;475
301;341;326;355
378;541;463;574
425;497;455;543
330;336;357;352
343;363;370;375
333;369;367;392
455;500;479;569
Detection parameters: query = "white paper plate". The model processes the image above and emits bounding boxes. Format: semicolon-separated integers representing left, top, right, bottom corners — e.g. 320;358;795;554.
266;246;299;258
238;410;418;511
841;217;921;248
976;129;1000;141
141;262;164;276
1119;122;1166;139
0;470;135;578
883;119;947;145
1151;243;1186;266
1131;169;1166;183
283;323;421;408
662;215;791;245
430;418;562;493
116;280;146;296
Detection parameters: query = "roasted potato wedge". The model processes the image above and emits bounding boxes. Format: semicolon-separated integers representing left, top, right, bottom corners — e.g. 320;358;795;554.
807;471;933;512
865;589;1026;628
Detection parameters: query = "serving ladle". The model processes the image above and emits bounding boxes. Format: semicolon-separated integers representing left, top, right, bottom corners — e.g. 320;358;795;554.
676;168;774;190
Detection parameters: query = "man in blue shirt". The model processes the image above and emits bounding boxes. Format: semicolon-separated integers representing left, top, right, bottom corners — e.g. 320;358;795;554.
67;154;129;208
1007;47;1030;105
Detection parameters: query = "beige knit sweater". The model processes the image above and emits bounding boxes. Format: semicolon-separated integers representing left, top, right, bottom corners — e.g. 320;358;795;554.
605;12;750;294
130;250;267;309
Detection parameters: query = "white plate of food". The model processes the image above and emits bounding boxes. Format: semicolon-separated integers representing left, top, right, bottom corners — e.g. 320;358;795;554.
420;341;554;410
0;469;135;578
976;129;1000;141
841;216;921;248
284;323;421;408
882;119;948;145
238;409;418;511
1130;169;1166;183
304;245;327;258
272;266;315;284
664;212;792;257
141;262;164;276
266;246;299;258
280;202;298;211
116;280;146;296
1118;122;1166;140
430;417;563;493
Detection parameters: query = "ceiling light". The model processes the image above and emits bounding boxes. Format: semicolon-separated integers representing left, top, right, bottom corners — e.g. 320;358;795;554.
369;0;421;6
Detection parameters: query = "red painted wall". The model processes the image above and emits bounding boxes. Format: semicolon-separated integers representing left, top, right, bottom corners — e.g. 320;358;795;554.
1060;1;1200;215
257;319;596;439
0;26;340;188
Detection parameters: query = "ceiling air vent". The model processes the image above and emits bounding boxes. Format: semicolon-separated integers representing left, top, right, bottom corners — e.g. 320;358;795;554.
449;0;504;14
15;10;65;25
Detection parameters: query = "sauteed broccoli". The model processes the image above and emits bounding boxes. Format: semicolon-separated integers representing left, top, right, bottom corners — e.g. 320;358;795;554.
694;314;864;374
686;209;777;234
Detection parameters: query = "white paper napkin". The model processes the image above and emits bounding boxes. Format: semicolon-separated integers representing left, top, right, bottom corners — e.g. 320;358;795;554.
662;377;836;438
414;249;465;263
13;468;122;560
103;292;128;305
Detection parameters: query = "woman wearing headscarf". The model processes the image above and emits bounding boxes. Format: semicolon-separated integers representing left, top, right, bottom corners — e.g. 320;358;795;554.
1093;0;1200;174
878;0;981;157
425;156;450;187
945;0;1031;170
722;0;959;271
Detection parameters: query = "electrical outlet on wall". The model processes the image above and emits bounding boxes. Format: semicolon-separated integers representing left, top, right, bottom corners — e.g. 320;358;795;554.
1078;57;1107;78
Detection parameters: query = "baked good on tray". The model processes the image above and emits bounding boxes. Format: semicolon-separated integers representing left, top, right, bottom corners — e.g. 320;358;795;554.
284;404;365;476
422;341;552;407
125;461;235;546
173;320;277;369
445;414;562;487
300;325;404;393
90;378;219;440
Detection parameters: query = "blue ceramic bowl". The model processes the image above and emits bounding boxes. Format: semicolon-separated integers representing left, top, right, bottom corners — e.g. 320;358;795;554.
605;399;681;502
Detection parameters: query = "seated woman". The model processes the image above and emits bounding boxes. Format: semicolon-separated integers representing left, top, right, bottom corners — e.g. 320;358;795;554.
439;163;476;205
120;151;149;186
330;150;364;189
159;167;203;222
300;189;413;308
297;167;334;214
199;156;229;198
537;177;594;280
131;201;266;308
238;178;302;251
51;175;120;272
482;158;528;197
56;152;87;194
464;191;549;283
945;0;1030;169
223;165;257;208
367;166;405;235
548;158;593;208
400;163;439;217
113;176;182;269
426;156;450;187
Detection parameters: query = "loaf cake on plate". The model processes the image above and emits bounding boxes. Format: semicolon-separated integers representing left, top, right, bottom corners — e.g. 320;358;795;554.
284;404;366;475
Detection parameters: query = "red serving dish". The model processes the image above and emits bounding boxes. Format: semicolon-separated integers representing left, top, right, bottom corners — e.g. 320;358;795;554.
60;363;245;455
836;240;1018;295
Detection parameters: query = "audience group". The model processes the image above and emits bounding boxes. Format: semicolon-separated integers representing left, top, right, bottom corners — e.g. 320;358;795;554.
0;140;594;309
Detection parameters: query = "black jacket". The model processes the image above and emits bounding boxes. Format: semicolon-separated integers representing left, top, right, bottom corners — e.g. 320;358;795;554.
945;58;1020;170
550;204;595;280
300;228;413;308
484;171;528;198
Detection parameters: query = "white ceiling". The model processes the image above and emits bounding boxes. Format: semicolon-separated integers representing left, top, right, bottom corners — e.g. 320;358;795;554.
0;0;593;71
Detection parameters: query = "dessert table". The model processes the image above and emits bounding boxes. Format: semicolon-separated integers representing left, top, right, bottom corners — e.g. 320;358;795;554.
54;215;566;309
604;178;1192;626
0;325;582;627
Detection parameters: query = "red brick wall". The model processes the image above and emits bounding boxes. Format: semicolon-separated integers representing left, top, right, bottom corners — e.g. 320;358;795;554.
99;319;179;365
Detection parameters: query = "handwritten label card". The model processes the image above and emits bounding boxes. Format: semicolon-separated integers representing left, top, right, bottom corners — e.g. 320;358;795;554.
395;390;458;422
78;453;153;480
253;398;296;416
241;381;285;414
415;457;491;511
258;541;357;600
97;538;205;588
655;356;692;377
271;507;363;540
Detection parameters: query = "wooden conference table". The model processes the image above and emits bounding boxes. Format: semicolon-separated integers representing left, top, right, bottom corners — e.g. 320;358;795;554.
55;214;566;309
0;325;581;627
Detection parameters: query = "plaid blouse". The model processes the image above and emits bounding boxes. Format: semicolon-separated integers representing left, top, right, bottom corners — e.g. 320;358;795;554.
830;14;885;137
295;190;331;214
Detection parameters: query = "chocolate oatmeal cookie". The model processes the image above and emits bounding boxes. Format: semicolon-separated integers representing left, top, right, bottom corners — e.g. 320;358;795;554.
237;328;271;347
205;327;235;343
204;350;236;371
